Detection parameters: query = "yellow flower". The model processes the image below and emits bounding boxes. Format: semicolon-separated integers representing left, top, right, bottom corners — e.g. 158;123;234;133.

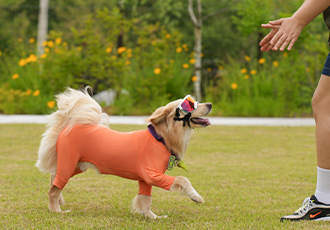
244;55;251;61
27;54;37;62
44;47;50;53
111;55;117;60
42;41;48;46
182;64;189;69
29;38;35;43
127;48;132;53
273;61;279;67
33;90;40;96
47;101;55;109
47;41;55;47
125;60;131;65
165;33;171;39
241;68;247;74
55;38;62;44
0;51;1;56
200;53;204;57
63;41;68;47
283;52;288;58
170;59;175;64
19;59;27;66
18;38;23;42
182;44;188;49
76;46;82;51
117;47;127;54
231;83;238;90
191;76;198;82
258;58;266;64
106;47;112;53
218;65;224;70
189;59;196;64
154;67;161;74
176;47;182;53
151;41;156;45
55;49;61;54
207;68;212;72
40;53;47;59
26;89;32;95
244;75;250;79
12;74;19;80
127;53;133;58
250;70;257;75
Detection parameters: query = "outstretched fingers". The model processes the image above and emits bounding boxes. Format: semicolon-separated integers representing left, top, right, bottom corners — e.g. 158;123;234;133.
260;17;303;52
260;27;279;52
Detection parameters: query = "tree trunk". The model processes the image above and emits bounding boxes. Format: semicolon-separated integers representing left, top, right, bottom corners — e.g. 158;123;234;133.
194;25;202;102
188;0;202;102
37;0;49;56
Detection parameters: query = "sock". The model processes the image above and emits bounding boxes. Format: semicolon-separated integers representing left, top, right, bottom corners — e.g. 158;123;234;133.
315;166;330;204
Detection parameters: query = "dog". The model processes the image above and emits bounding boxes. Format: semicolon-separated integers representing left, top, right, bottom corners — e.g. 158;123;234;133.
35;87;212;219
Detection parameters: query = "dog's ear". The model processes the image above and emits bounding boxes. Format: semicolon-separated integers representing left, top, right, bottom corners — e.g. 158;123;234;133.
146;105;174;125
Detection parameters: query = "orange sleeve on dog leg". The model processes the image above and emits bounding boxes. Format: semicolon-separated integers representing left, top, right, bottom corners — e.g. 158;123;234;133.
138;181;152;196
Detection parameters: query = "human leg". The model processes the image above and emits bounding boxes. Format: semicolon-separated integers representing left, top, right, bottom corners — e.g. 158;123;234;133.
281;66;330;221
312;75;330;170
312;74;330;205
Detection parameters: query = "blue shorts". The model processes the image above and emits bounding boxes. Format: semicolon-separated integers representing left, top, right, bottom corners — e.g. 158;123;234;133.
322;52;330;76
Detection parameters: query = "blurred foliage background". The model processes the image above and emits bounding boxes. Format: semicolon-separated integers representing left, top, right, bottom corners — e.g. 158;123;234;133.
0;0;329;116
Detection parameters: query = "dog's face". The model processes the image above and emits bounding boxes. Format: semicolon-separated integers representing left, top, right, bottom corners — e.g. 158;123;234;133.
146;98;212;129
146;97;211;160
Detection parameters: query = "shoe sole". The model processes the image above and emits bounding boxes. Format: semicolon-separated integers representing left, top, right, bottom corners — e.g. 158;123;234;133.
315;216;330;221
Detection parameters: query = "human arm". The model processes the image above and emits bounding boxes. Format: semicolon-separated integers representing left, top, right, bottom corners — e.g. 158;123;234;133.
260;0;330;52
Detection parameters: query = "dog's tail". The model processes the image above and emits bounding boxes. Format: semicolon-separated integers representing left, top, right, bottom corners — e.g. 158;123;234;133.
35;87;108;173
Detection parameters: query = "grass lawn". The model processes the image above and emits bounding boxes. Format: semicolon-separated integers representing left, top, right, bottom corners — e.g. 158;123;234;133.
0;123;328;229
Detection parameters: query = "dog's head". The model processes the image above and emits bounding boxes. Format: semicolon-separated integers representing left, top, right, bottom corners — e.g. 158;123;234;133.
146;95;212;129
146;96;212;159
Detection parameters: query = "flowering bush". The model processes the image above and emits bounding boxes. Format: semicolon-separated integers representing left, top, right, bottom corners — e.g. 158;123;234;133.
206;46;326;117
0;8;194;114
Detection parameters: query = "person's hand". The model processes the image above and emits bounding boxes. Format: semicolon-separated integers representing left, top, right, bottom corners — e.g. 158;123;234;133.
259;25;280;52
260;17;304;52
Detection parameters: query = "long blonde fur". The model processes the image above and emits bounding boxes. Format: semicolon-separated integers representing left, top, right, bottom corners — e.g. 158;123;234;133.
35;87;109;173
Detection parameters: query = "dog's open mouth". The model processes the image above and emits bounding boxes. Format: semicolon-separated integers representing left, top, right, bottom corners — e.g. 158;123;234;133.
190;117;211;126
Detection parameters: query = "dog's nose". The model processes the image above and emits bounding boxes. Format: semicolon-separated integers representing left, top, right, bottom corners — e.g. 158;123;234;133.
207;103;212;110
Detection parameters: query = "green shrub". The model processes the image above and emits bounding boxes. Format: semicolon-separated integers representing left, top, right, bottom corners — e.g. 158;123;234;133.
206;49;321;117
0;7;194;115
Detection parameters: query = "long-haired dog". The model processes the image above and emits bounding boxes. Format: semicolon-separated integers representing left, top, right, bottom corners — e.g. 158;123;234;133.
36;87;212;219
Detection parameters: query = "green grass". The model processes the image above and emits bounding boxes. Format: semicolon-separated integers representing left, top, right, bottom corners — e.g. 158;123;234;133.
0;124;328;229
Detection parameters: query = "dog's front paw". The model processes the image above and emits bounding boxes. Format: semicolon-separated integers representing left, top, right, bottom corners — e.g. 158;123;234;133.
191;193;204;203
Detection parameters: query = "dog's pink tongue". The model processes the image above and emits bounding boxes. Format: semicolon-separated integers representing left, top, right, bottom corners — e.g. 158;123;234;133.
204;118;211;126
193;118;211;126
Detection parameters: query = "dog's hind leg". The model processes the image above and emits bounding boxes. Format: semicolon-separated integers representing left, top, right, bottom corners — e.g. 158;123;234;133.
48;185;63;212
50;174;65;205
131;195;166;219
170;176;204;203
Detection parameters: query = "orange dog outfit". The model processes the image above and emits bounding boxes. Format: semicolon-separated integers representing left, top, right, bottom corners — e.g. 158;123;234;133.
54;125;175;196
